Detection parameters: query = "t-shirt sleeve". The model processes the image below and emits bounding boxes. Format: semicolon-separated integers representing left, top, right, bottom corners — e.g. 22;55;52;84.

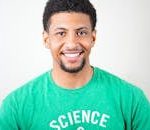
0;94;19;130
131;90;150;130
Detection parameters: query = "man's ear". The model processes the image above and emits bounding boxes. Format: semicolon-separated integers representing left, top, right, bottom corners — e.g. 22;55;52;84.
91;30;96;47
43;31;50;49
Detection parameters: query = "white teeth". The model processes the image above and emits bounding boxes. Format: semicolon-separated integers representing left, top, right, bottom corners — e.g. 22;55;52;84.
64;53;80;58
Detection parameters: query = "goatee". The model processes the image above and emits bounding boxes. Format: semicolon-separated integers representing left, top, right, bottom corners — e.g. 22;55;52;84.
60;59;85;73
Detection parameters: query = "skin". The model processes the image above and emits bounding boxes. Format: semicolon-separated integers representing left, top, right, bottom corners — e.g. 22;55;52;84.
43;12;96;89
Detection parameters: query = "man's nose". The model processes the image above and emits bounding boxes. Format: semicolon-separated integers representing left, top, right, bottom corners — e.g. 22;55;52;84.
65;32;78;48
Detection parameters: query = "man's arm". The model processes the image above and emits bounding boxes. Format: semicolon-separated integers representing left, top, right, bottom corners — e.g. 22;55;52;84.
0;95;19;130
131;91;150;130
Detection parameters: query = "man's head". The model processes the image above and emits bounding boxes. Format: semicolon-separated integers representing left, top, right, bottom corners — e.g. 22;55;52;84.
43;0;97;32
43;0;97;74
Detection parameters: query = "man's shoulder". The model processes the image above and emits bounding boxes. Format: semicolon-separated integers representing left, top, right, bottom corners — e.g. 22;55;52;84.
17;71;50;91
94;67;143;94
94;67;148;107
3;71;50;103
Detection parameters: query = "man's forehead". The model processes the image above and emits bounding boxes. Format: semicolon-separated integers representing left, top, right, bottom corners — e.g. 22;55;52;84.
49;25;91;31
48;12;92;30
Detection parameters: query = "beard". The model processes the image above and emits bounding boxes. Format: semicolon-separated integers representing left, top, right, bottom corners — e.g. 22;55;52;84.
60;58;85;73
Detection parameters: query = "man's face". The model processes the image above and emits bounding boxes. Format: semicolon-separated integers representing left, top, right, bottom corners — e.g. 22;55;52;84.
43;12;96;73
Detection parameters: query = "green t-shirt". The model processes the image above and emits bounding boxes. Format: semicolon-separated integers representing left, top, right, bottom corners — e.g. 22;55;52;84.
0;67;150;130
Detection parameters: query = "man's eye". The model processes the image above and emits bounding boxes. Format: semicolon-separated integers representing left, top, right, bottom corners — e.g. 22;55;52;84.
56;32;65;36
77;31;87;36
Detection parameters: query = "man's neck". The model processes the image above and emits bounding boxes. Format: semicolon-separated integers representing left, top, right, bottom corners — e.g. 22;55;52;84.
51;65;93;89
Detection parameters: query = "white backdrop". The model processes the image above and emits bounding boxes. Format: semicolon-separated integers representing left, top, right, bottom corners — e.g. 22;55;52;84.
0;0;150;103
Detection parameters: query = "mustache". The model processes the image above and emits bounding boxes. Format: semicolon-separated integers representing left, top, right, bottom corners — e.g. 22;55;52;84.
61;47;84;53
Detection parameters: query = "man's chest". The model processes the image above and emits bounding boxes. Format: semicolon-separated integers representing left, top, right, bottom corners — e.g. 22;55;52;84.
22;95;126;130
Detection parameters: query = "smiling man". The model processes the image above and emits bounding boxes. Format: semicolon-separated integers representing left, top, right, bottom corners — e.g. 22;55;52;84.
48;12;93;74
0;0;150;130
43;11;96;88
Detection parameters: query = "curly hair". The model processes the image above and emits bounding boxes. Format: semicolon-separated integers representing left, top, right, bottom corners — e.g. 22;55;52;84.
43;0;97;32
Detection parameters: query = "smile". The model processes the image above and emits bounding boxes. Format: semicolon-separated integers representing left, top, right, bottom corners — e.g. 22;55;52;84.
61;50;84;57
60;50;84;63
64;53;80;58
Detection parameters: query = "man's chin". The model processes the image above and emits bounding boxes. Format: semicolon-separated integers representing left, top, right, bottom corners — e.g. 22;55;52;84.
60;60;85;73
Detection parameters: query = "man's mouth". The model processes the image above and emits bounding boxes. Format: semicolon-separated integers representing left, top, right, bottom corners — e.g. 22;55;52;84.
60;50;84;62
64;53;80;58
61;50;84;57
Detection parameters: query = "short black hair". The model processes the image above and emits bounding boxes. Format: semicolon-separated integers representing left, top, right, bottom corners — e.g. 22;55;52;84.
43;0;97;32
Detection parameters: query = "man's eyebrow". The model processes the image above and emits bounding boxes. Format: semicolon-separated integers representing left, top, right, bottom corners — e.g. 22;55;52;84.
76;27;89;31
53;27;90;31
54;27;67;31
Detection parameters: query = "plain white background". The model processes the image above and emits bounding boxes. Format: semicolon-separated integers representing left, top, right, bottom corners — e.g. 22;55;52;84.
0;0;150;103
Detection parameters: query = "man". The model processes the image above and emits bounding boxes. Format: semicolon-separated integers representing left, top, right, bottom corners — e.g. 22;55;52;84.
0;0;150;129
